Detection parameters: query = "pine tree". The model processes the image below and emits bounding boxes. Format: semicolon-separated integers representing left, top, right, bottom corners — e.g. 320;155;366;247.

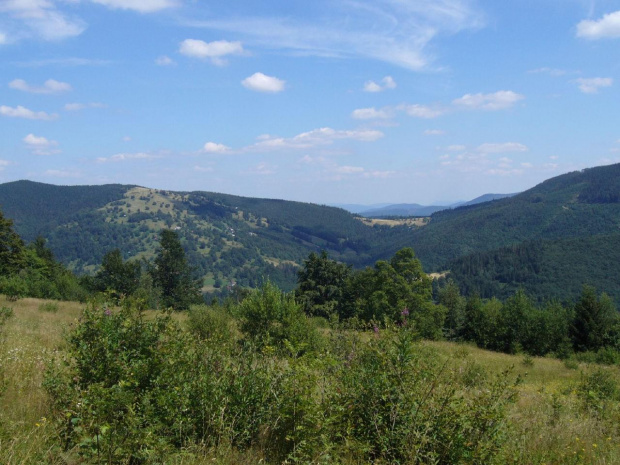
152;229;202;310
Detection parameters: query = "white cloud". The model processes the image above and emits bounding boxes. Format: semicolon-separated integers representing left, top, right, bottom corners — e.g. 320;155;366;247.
96;152;160;163
90;0;178;13
9;78;71;94
0;0;86;41
574;77;613;94
0;104;58;120
64;102;106;111
401;104;444;118
184;0;484;70
250;127;383;151
424;129;445;135
194;165;214;173
242;72;286;93
179;39;244;65
476;142;529;154
351;107;391;120
0;159;11;171
447;144;466;151
155;55;175;66
0;32;8;44
452;90;524;110
577;10;620;39
203;142;230;153
23;133;60;155
363;76;397;92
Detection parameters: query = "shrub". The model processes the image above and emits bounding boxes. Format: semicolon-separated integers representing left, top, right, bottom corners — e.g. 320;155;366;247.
38;302;59;313
187;304;236;348
239;281;323;356
0;275;27;301
333;328;519;463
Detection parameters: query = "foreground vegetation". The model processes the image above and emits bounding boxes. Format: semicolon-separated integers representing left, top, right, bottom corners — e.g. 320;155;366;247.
1;294;620;464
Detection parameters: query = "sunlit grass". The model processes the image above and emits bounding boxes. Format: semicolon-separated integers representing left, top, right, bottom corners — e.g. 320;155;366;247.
1;296;619;464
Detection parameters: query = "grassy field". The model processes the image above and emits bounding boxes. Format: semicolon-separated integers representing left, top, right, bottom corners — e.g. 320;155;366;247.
1;296;619;464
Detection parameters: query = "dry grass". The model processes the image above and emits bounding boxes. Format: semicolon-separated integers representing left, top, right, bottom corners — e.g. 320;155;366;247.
357;217;429;227
1;297;620;464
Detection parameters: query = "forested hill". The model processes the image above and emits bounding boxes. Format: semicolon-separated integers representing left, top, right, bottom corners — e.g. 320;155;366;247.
0;181;132;241
382;163;620;272
1;163;620;299
0;181;402;291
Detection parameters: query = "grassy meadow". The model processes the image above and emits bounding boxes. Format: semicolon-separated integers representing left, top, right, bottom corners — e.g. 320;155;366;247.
1;295;619;464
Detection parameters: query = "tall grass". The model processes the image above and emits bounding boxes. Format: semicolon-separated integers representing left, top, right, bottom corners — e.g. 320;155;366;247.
1;295;619;464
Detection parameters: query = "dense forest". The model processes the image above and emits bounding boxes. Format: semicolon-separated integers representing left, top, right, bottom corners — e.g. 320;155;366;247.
3;164;620;304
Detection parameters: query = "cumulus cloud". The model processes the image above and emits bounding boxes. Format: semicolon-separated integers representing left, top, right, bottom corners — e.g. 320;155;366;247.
250;127;383;151
155;55;175;66
203;142;231;153
9;78;71;94
0;32;8;44
90;0;178;13
401;104;444;119
363;76;397;92
351;107;391;120
476;142;529;154
577;10;620;39
242;72;286;93
300;156;395;181
0;105;58;120
424;129;445;135
452;90;524;110
574;77;613;94
96;152;160;163
0;0;86;41
179;39;244;65
23;133;60;155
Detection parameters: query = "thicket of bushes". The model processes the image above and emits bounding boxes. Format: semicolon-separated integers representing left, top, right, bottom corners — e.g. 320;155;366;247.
43;288;520;464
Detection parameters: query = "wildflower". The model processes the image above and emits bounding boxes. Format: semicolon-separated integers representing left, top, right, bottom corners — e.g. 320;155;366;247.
401;308;409;316
104;308;112;316
373;325;379;334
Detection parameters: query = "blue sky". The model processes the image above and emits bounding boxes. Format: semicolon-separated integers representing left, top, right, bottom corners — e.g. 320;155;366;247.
1;0;619;205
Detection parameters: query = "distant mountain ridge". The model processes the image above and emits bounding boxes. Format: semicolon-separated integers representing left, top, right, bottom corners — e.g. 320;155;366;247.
338;193;518;218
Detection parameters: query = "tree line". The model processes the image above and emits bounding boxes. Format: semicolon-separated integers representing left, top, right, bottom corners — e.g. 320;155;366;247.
3;204;620;360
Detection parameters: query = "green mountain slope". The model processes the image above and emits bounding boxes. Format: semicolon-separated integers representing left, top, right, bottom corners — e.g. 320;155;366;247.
1;163;619;299
0;181;132;241
383;164;620;271
446;233;620;305
0;182;395;291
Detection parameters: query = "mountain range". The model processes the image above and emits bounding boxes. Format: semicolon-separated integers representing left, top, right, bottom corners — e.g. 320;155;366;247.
1;163;619;304
335;193;516;217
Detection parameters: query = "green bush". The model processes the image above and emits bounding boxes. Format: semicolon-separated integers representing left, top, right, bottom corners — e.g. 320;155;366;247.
38;302;59;313
332;328;519;464
187;304;236;348
239;281;323;356
0;275;27;301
